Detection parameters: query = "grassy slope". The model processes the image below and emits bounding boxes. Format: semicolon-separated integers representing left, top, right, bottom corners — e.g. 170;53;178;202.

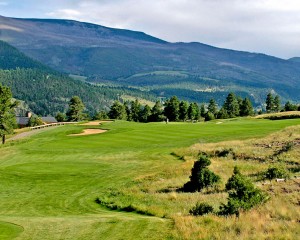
0;118;300;239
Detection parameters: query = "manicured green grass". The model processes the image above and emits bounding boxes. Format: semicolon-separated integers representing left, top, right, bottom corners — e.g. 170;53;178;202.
1;118;300;239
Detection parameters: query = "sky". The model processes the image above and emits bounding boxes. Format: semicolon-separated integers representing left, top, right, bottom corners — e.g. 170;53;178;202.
0;0;300;59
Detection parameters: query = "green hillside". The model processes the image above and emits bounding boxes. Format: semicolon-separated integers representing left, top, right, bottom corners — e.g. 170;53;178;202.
0;41;155;116
1;16;300;103
1;118;300;239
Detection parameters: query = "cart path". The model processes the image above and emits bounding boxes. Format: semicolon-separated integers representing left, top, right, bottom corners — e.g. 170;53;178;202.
8;127;59;141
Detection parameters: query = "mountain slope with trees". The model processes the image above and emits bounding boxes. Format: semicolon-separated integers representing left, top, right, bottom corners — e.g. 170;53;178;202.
1;15;300;104
0;40;155;116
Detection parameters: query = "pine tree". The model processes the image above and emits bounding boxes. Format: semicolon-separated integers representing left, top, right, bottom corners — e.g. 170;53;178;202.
139;105;151;122
223;93;240;118
66;96;85;121
164;96;180;121
183;155;220;192
207;99;218;117
131;99;142;122
55;112;66;122
94;111;108;120
200;104;206;118
219;167;267;216
266;93;274;113
237;96;243;116
108;101;127;120
284;101;297;111
217;107;228;119
240;98;254;116
0;84;18;144
179;101;189;121
273;95;281;112
187;102;200;121
123;101;132;121
149;101;164;122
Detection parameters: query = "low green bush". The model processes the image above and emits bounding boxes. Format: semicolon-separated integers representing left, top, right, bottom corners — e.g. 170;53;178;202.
189;202;214;216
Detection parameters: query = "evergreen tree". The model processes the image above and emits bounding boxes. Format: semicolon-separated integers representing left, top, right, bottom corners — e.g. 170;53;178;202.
66;96;85;121
183;155;220;192
123;101;132;121
164;96;180;121
273;95;281;112
149;101;164;122
266;93;274;113
139;105;151;122
188;102;200;121
207;99;218;117
94;111;108;120
179;100;189;121
0;84;18;144
219;167;267;216
131;99;142;122
200;104;206;118
108;101;127;120
237;96;243;116
217;107;228;119
223;93;240;117
284;101;297;111
205;111;215;121
240;98;254;116
55;112;66;122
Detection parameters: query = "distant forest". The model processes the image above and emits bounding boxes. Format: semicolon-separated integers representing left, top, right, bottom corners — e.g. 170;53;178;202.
0;40;155;116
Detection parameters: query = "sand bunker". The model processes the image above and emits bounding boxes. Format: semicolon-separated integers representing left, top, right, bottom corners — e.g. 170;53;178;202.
69;129;107;136
81;121;112;126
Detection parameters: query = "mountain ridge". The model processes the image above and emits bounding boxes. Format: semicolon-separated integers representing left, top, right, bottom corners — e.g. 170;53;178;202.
1;15;300;104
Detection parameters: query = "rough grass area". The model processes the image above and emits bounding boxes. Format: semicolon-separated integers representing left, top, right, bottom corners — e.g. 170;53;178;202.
255;111;300;120
1;118;300;239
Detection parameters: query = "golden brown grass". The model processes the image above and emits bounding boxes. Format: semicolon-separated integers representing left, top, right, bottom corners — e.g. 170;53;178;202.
255;111;300;119
167;125;300;239
119;125;300;239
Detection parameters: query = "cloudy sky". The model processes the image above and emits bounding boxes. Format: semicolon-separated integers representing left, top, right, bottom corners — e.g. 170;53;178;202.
0;0;299;58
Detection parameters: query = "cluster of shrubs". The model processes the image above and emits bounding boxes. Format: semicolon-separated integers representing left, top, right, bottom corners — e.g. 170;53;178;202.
184;155;268;217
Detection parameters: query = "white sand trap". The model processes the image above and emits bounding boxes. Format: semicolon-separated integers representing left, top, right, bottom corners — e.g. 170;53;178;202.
216;122;223;124
81;120;112;126
69;129;107;136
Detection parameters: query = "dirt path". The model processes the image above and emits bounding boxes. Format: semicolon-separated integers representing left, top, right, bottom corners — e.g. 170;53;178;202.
8;121;112;141
8;127;59;141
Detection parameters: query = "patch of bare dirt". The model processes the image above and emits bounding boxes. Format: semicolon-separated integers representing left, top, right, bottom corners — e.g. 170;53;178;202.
69;129;107;136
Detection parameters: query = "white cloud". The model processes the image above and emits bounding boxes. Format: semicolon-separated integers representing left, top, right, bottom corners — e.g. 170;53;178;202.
3;0;300;58
47;9;82;19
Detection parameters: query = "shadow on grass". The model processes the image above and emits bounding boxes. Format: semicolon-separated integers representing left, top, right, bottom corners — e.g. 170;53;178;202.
95;198;155;216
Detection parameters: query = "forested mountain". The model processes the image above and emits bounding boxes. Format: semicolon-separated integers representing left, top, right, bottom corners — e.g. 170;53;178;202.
1;15;300;104
0;40;155;116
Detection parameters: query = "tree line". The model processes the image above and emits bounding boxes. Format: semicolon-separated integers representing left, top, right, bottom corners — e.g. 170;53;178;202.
266;92;300;113
107;93;255;122
106;92;300;122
